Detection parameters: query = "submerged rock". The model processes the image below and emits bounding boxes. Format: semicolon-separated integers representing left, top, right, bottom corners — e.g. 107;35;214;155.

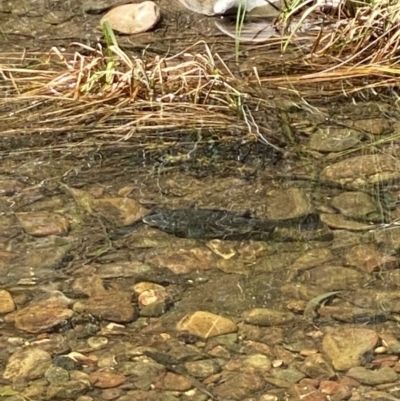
213;371;264;399
74;290;136;323
242;308;294;326
320;155;400;189
309;127;363;152
346;366;398;385
321;213;373;231
322;328;379;371
300;353;335;380
0;290;15;314
176;311;237;339
16;212;69;236
14;292;73;334
345;244;398;273
305;265;368;291
331;191;378;221
3;349;52;380
144;245;215;274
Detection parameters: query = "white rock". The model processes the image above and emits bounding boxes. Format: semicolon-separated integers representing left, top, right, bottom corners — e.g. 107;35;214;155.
214;0;267;14
178;0;280;15
101;2;161;35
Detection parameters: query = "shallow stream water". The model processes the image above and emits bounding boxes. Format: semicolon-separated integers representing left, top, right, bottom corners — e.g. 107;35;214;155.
1;1;400;401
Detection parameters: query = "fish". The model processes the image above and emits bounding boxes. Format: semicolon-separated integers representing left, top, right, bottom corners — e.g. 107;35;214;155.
142;208;323;241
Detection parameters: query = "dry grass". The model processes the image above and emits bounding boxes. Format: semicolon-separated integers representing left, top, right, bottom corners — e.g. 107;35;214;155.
1;0;400;158
0;40;283;159
316;0;400;64
251;0;400;95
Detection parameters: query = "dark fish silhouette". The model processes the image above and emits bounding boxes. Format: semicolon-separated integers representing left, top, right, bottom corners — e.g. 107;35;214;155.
142;209;323;241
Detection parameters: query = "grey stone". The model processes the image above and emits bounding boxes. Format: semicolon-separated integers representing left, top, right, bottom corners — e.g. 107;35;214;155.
346;366;398;385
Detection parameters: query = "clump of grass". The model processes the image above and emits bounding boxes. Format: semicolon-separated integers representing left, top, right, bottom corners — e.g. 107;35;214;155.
1;31;285;158
277;0;400;66
234;2;247;62
276;0;320;52
315;0;400;65
3;29;238;104
241;0;399;98
79;21;118;93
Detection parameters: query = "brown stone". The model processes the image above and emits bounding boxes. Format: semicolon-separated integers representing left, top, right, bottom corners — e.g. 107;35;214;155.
290;383;326;401
176;311;237;339
264;188;313;220
3;348;51;380
307;265;368;291
320;155;400;188
319;380;342;395
74;290;135;323
372;355;398;368
309;128;363;152
320;213;372;231
338;376;360;388
242;308;294;326
154;372;192;391
100;388;123;400
16;212;69;236
346;244;398;273
290;249;334;272
322;328;379;371
90;371;126;388
14;294;73;333
72;275;106;297
93;197;149;227
323;382;352;401
0;290;15;313
346;366;398;385
300;354;335;380
331;191;377;219
375;227;400;252
214;372;264;400
145;246;215;274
